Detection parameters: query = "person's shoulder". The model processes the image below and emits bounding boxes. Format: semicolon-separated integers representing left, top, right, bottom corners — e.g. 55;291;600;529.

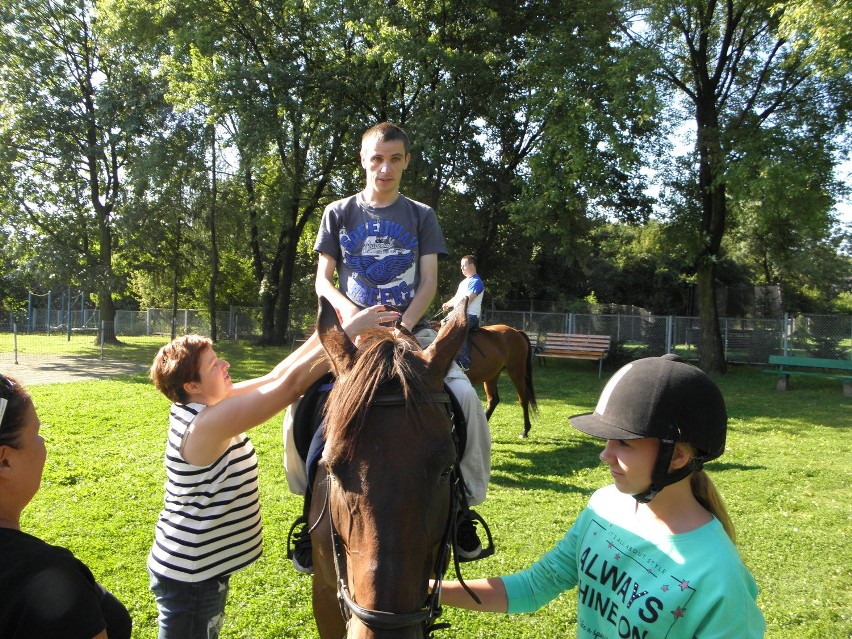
583;484;637;522
0;528;87;574
588;483;625;507
397;195;435;215
324;194;359;215
171;402;204;419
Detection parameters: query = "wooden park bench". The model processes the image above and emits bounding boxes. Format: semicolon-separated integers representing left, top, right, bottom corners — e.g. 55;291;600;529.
764;355;852;397
537;332;611;377
525;332;542;354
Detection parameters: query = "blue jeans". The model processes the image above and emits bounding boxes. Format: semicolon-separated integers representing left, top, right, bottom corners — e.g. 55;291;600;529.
149;569;230;639
457;314;480;368
305;421;327;502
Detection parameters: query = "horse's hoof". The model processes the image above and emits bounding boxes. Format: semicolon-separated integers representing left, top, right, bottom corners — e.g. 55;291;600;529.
518;432;529;439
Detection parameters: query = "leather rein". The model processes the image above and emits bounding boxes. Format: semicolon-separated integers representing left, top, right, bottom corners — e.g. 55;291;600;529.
309;390;475;636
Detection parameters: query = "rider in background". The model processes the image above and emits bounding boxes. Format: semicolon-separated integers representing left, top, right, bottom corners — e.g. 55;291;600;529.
441;254;484;371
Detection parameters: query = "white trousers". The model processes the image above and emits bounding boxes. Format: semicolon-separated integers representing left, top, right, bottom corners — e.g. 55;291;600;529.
282;331;491;506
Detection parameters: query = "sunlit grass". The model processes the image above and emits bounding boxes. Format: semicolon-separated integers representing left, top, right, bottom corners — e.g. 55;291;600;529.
14;352;852;638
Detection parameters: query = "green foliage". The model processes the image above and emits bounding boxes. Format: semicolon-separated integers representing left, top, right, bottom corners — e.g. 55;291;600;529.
630;0;846;332
1;0;848;347
0;0;168;322
775;0;852;77
15;352;852;638
834;291;852;314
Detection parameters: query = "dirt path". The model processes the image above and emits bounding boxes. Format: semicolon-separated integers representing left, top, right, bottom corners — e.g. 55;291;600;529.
0;355;149;386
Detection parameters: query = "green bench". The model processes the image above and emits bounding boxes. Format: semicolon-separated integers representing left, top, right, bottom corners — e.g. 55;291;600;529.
764;355;852;397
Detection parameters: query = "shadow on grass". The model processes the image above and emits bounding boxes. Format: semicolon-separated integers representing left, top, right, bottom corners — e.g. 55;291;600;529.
707;461;767;473
489;440;603;494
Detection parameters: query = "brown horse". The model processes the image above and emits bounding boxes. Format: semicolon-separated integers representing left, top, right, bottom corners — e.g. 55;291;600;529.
309;297;471;638
434;320;538;438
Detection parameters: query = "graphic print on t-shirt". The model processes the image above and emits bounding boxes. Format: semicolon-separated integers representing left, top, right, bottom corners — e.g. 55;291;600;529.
341;225;418;308
577;518;699;639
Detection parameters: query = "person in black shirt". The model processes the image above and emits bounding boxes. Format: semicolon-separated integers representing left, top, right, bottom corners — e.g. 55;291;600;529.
0;373;131;639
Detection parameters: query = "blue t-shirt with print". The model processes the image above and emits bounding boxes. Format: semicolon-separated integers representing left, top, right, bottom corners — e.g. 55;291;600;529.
315;193;447;311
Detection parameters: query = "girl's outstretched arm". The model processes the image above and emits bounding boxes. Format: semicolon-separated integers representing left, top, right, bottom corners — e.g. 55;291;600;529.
230;304;399;395
184;305;398;465
440;578;509;613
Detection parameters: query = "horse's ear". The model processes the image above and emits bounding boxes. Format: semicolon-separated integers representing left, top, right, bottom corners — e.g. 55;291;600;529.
317;296;357;375
422;298;468;379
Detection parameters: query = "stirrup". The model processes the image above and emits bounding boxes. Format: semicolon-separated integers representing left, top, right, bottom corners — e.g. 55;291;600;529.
456;509;495;563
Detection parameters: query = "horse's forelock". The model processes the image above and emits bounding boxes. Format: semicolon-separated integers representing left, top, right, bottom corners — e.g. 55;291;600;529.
325;332;434;461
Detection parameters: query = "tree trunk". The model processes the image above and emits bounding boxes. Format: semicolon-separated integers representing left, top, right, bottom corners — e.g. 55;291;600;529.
272;231;298;346
97;208;119;344
260;253;282;344
208;125;220;342
695;111;727;374
695;260;725;373
169;210;183;341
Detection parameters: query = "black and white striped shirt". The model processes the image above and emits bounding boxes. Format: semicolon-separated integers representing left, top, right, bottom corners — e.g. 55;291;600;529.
147;403;263;582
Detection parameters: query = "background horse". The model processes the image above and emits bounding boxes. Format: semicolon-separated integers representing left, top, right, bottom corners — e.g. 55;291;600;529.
433;319;538;438
309;297;470;638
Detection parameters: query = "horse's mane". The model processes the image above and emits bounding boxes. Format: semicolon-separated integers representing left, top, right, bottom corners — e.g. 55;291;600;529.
324;330;437;462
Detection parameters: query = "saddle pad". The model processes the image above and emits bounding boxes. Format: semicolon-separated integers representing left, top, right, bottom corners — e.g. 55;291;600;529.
292;372;468;462
293;372;335;462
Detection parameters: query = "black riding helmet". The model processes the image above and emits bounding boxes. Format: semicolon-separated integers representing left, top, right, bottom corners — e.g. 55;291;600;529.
569;354;727;503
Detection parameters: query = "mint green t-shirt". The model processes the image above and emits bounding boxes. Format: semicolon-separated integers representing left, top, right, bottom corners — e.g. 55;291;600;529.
502;485;765;638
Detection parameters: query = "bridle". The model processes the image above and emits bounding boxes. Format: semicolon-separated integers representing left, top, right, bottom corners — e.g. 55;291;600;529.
310;390;475;636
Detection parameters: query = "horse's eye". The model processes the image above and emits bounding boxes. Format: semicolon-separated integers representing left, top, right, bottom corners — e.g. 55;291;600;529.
440;465;453;479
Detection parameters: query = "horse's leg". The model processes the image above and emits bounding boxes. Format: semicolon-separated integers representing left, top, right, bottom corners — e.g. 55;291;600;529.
312;575;344;639
505;347;532;439
483;377;500;421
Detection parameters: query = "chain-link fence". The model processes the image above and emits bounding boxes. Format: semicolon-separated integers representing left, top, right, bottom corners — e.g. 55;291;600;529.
482;310;851;365
1;307;849;366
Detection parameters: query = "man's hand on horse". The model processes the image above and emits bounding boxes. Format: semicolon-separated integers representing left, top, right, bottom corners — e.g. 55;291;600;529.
341;304;400;345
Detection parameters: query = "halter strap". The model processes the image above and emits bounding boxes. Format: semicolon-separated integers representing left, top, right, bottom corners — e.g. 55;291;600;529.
370;392;451;406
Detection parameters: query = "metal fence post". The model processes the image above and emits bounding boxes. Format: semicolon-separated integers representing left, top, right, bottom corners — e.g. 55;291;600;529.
13;322;19;365
66;287;72;342
666;316;673;354
99;321;105;360
782;312;789;356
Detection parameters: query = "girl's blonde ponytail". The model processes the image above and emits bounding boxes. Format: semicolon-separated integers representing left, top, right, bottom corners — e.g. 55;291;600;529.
691;469;736;543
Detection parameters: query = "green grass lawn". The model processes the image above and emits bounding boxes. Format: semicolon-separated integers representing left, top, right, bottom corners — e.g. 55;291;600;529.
12;346;852;638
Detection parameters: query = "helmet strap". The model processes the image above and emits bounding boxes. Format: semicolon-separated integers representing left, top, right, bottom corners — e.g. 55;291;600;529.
632;430;698;504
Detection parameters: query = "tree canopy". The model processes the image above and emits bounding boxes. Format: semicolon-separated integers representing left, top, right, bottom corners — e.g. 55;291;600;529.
1;0;849;370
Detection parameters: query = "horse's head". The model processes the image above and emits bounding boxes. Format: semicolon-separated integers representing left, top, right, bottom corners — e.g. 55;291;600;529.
312;297;468;638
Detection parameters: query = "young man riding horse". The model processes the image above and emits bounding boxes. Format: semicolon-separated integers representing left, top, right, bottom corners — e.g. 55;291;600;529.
283;122;491;574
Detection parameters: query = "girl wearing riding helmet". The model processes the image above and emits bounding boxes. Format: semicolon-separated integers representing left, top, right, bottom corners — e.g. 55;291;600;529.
439;354;765;638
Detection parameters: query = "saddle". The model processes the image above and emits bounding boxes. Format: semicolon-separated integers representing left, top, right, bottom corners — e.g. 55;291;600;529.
293;372;469;464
